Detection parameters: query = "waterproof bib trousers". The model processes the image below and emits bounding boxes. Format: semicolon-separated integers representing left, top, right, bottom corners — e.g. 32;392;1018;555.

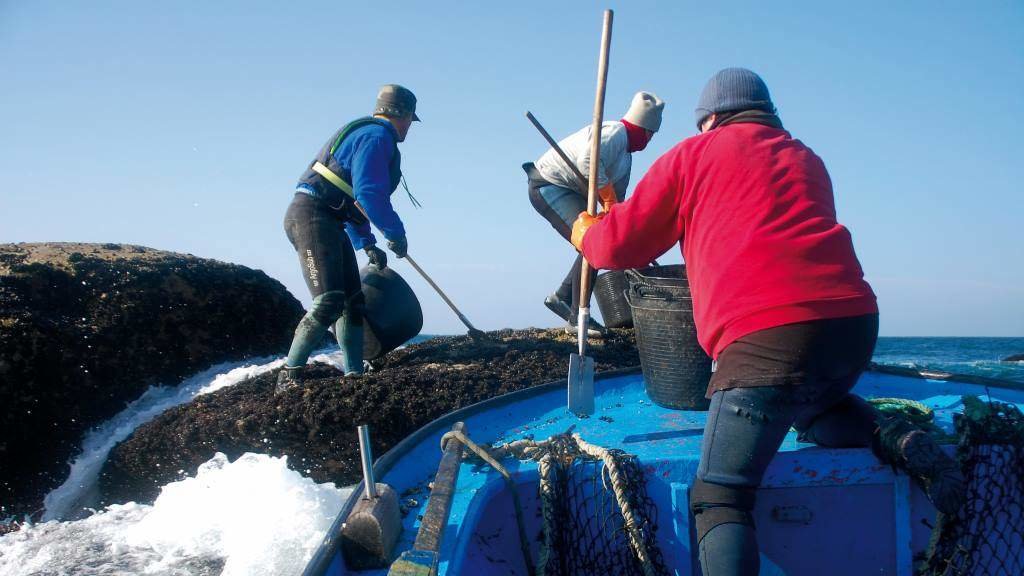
691;314;880;576
282;193;366;375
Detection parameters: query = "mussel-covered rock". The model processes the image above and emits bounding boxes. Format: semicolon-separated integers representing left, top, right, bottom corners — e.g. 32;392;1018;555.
0;243;304;518
99;328;640;506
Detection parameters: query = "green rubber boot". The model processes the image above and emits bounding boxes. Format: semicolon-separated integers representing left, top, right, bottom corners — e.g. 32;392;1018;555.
336;318;365;377
285;312;330;369
275;365;306;394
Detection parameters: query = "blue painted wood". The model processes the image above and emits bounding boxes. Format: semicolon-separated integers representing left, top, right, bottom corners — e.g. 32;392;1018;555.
306;368;1024;576
893;475;913;576
670;482;693;576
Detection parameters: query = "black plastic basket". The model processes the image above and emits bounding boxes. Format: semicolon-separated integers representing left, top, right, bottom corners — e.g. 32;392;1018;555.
632;264;689;287
625;266;712;410
593;270;633;329
360;266;423;360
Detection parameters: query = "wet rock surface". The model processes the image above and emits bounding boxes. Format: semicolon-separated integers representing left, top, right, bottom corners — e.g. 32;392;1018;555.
0;243;304;518
0;520;19;536
100;328;640;505
1003;354;1024;362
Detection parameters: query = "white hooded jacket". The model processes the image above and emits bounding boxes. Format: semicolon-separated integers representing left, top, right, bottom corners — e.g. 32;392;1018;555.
533;121;631;201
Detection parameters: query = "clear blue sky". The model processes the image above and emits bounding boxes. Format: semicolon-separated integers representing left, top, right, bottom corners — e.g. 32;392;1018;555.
2;1;1021;336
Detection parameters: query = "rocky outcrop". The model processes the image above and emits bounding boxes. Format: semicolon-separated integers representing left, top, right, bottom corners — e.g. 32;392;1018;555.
1003;354;1024;362
0;243;304;518
99;328;640;506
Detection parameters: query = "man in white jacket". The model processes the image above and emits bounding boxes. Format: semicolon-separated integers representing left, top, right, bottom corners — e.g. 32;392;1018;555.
524;91;665;335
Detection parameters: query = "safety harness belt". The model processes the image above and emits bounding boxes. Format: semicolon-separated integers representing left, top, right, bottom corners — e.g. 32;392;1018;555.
312;161;369;219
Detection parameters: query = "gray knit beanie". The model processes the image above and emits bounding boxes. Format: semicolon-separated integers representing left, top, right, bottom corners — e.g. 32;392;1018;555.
623;91;666;132
694;68;775;129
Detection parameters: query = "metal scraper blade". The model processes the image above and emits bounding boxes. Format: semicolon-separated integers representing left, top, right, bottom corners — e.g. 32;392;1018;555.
567;352;595;417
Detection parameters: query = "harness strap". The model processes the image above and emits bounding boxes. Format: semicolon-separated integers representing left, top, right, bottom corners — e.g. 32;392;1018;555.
329;118;381;156
311;116;386;215
312;162;369;219
312;161;354;198
310;117;407;218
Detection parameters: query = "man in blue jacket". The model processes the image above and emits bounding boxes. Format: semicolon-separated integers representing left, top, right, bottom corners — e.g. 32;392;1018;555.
278;84;418;390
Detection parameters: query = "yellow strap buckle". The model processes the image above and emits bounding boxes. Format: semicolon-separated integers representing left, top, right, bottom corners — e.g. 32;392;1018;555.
312;162;368;219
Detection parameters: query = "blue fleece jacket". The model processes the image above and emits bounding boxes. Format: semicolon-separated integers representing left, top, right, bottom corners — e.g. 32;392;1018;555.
299;121;406;250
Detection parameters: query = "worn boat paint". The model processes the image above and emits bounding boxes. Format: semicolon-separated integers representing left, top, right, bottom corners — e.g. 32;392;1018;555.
304;366;1024;576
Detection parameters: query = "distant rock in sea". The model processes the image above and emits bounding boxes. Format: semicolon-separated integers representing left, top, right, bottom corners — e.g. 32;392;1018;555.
1004;354;1024;362
0;242;304;519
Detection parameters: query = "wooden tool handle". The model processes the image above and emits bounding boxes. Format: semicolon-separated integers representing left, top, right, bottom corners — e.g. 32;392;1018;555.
579;9;613;311
404;254;479;333
525;111;589;195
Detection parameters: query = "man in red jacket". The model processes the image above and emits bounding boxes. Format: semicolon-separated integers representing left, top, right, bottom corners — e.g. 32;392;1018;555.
572;68;963;575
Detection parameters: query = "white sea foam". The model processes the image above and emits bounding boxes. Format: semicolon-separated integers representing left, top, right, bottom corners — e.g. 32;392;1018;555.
10;347;355;574
42;348;352;522
1;452;349;576
42;356;284;521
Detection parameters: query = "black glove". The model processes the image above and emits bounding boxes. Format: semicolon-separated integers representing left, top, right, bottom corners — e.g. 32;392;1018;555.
387;236;408;258
364;245;388;269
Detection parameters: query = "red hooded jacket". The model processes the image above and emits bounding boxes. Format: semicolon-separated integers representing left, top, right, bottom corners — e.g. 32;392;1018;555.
581;122;878;359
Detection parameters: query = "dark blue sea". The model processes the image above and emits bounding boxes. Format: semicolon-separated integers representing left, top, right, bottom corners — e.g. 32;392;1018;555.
872;337;1024;383
411;335;1024;384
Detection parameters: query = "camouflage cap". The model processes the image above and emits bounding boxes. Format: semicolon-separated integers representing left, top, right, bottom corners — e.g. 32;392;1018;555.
375;84;420;121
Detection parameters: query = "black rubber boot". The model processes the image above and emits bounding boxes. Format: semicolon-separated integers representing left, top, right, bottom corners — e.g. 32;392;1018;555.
275;365;304;394
547;293;607;337
544;293;573;323
873;417;965;515
563;317;608;339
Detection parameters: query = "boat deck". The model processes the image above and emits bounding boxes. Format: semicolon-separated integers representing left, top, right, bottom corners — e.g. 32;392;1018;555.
321;370;1024;576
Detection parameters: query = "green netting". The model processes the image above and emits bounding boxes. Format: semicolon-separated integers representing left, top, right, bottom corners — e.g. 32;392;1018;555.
473;393;1023;576
869;397;955;442
920;396;1024;575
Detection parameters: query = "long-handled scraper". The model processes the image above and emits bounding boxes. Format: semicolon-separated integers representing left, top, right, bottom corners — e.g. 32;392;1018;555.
403;254;486;341
567;9;613;417
311;157;485;341
526;110;591;196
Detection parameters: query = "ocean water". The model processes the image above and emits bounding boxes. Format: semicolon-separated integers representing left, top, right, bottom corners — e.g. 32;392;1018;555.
873;337;1024;383
413;334;1024;383
2;335;1021;575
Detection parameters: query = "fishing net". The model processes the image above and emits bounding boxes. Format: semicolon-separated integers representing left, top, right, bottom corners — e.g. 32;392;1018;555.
921;396;1024;576
869;397;949;438
485;433;670;576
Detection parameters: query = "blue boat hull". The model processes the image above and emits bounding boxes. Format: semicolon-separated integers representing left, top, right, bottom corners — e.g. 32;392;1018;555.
305;367;1024;576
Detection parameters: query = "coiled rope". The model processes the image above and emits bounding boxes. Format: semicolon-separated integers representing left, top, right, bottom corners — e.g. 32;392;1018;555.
462;432;660;576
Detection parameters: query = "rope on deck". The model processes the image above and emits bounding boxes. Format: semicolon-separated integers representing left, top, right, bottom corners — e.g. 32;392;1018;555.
868;397;956;443
466;432;667;576
573;434;658;576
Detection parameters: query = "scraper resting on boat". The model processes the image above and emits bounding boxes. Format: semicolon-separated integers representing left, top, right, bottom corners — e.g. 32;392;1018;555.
278;84;418;391
523;91;664;337
572;68;965;576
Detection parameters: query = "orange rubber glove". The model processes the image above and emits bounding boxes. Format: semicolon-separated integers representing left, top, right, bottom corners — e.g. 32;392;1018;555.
597;183;618;213
571;211;605;252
